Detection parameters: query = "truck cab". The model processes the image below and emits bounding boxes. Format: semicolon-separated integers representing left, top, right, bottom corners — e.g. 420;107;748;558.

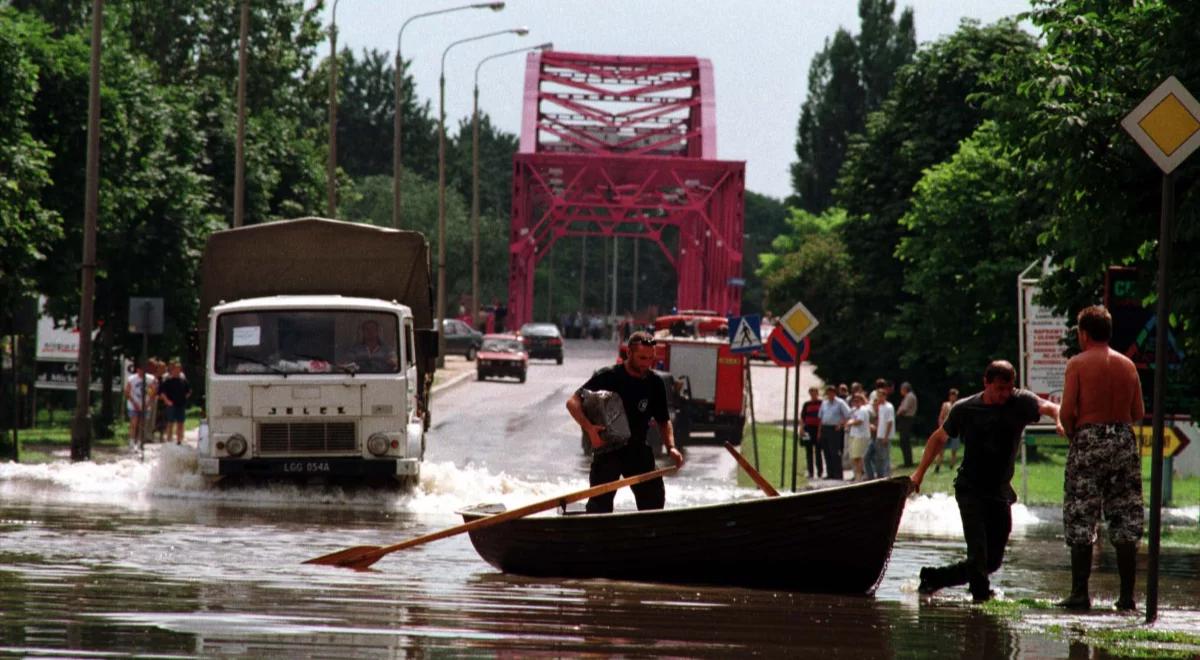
195;218;436;487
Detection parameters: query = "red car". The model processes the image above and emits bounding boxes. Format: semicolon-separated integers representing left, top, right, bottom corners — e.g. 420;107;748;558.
476;334;528;383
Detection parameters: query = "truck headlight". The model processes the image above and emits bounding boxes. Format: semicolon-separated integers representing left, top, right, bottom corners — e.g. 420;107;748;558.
368;433;390;456
226;433;248;457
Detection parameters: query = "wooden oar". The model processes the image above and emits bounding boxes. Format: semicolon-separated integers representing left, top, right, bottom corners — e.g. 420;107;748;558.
305;465;679;570
724;442;780;497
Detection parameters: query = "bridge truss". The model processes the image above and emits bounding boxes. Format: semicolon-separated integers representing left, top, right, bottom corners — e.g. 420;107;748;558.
507;51;745;328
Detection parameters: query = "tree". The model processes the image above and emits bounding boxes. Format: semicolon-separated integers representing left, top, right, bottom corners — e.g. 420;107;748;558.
822;19;1035;388
314;47;438;182
740;191;790;314
0;9;62;314
788;1;915;211
447;111;519;222
988;1;1200;413
893;121;1047;397
757;207;862;384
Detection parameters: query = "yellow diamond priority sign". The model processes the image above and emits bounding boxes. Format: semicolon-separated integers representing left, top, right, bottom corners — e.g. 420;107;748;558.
780;301;819;343
1121;76;1200;174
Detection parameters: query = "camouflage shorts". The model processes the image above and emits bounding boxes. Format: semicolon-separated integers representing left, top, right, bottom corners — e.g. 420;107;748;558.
1063;423;1144;546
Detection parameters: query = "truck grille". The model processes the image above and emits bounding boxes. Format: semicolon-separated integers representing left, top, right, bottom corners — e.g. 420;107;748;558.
257;422;357;454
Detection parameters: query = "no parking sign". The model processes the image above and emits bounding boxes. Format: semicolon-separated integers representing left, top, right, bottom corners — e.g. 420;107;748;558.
766;326;810;367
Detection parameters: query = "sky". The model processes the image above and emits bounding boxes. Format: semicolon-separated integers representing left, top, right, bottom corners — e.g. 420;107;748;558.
327;1;1036;200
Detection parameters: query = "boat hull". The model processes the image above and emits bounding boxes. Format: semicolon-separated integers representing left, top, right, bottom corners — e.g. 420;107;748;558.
460;476;911;594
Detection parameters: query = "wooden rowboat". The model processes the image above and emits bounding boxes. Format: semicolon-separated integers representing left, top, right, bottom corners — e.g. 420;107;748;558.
459;476;912;594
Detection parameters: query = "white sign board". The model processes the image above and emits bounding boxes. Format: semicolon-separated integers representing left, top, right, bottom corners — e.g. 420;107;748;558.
35;296;80;362
1022;285;1068;405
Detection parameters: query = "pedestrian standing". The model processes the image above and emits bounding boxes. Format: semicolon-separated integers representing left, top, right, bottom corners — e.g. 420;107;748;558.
816;385;852;481
844;393;872;481
911;360;1061;602
124;362;157;447
800;387;824;478
871;388;895;478
1055;305;1145;611
158;360;191;445
934;388;961;473
897;382;918;467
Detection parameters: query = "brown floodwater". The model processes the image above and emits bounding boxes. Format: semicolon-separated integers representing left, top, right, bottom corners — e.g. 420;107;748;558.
2;447;1198;658
3;345;1198;657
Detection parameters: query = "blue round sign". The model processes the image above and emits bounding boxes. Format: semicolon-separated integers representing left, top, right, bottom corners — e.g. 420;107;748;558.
767;326;798;367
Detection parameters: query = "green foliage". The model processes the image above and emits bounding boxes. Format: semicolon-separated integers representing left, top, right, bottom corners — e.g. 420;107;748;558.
0;9;62;313
757;207;862;375
893;121;1047;391
448;111;519;221
789;1;915;212
317;47;438;182
794;20;1037;402
740;191;791;314
988;1;1200;412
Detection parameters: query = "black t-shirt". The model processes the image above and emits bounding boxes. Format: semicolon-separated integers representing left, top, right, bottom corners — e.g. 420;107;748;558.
159;376;191;408
580;365;669;446
943;389;1040;501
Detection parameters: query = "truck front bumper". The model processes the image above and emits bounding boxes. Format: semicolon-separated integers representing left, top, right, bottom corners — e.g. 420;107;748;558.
198;456;420;479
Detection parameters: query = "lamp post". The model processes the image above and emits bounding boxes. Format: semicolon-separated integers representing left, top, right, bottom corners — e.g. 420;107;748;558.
437;27;528;365
326;0;341;217
471;42;552;329
393;2;505;229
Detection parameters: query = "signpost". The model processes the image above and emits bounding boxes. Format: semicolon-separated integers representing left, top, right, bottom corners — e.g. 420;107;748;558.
1120;75;1200;623
729;314;763;471
766;304;818;493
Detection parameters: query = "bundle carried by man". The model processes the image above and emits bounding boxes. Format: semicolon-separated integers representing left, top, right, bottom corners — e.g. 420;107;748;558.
578;389;631;454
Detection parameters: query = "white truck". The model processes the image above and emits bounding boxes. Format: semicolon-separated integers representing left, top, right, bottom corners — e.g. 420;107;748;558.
195;217;436;487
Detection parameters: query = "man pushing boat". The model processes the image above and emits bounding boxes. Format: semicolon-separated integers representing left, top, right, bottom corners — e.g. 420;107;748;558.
910;359;1062;602
567;331;685;513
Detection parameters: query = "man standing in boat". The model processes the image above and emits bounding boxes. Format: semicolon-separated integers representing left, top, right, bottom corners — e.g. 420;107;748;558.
910;360;1062;602
567;331;685;513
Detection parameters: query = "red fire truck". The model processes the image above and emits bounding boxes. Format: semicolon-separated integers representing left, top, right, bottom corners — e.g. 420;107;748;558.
619;311;748;446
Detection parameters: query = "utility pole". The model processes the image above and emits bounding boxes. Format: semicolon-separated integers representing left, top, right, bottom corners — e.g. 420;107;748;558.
326;0;340;217
71;0;103;462
233;0;248;227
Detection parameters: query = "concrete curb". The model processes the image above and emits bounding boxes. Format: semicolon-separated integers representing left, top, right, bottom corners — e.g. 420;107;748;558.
431;368;475;396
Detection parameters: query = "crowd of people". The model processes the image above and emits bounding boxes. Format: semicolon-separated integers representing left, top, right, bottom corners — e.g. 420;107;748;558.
123;357;191;447
799;378;945;482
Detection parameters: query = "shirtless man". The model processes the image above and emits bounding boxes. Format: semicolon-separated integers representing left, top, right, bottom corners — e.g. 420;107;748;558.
1056;305;1145;611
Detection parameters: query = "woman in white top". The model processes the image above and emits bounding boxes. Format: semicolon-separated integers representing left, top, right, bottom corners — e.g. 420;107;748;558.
844;393;872;481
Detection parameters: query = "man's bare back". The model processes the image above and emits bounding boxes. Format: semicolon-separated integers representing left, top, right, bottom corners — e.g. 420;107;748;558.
1060;345;1144;436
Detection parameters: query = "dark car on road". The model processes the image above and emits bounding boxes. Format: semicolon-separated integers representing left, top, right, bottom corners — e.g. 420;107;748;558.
518;323;564;364
442;318;483;361
476;334;528;383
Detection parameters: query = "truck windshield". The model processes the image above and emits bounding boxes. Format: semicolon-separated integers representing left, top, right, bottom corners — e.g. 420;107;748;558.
215;310;401;375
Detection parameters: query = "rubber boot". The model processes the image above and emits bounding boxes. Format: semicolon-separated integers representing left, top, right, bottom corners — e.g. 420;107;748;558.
1055;544;1092;610
1114;542;1137;611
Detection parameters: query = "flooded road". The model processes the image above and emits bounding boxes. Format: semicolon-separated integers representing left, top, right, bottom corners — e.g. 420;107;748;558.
2;341;1199;657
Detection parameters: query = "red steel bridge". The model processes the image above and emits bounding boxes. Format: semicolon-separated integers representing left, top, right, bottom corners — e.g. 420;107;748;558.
506;50;746;328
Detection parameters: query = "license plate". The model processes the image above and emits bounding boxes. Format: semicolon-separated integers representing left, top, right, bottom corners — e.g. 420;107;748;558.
282;461;331;473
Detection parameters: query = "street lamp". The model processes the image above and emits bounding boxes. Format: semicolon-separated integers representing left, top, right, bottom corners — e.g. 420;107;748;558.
393;2;505;229
437;27;528;365
470;42;552;331
326;0;342;217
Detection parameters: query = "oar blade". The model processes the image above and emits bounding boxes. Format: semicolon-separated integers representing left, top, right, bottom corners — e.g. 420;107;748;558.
304;545;382;566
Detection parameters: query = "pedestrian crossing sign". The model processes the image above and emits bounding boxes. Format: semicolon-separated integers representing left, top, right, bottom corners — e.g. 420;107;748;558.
727;314;762;353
